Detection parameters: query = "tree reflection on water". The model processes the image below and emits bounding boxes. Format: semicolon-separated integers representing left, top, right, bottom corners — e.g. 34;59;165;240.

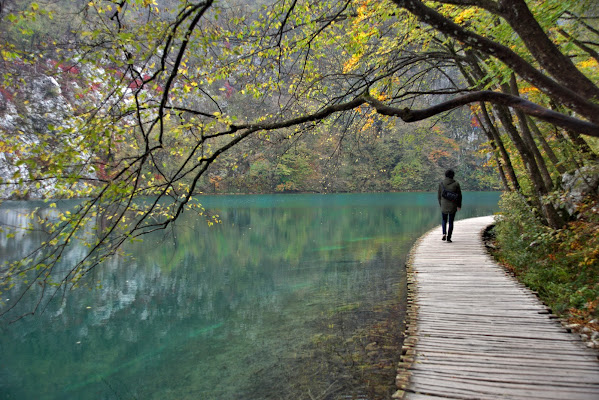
0;192;499;399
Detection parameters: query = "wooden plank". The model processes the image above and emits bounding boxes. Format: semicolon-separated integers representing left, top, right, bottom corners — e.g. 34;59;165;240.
412;310;556;320
406;358;597;377
414;339;594;357
411;370;599;392
414;326;577;341
395;394;456;400
414;315;562;325
408;374;599;400
400;216;599;400
408;361;599;380
408;364;599;385
410;350;599;367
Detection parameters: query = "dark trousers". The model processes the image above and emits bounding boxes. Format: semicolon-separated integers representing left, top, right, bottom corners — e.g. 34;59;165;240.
441;212;456;238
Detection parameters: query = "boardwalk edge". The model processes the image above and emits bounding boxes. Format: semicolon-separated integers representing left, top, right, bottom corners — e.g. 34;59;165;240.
392;224;435;399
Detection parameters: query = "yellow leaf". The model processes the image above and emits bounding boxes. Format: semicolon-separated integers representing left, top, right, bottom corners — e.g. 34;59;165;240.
520;86;540;94
579;59;598;69
343;54;360;73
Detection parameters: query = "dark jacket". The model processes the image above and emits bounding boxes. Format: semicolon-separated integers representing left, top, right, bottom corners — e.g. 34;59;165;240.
438;177;462;213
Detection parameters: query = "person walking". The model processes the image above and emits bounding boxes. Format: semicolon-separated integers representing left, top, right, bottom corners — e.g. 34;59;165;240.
438;169;462;243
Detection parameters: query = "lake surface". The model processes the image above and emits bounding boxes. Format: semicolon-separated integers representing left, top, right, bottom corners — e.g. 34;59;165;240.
0;192;500;399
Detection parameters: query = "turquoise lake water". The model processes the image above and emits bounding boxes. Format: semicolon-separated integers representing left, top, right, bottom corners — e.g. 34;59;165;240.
0;192;500;399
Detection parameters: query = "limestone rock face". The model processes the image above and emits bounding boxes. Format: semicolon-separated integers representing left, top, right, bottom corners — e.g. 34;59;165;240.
0;71;74;199
560;164;599;215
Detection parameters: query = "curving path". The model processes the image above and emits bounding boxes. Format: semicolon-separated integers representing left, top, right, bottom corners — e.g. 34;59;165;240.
395;216;599;400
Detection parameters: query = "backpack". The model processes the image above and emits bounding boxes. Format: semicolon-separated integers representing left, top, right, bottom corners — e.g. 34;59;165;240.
441;183;459;202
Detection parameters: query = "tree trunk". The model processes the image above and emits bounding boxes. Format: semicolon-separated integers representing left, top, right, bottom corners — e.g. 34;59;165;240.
548;102;599;160
566;130;598;161
497;0;599;101
505;76;554;191
493;105;564;228
473;111;511;191
526;117;568;175
457;52;521;191
479;103;520;192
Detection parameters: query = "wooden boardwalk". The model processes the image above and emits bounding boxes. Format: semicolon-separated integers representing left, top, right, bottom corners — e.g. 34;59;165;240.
395;216;599;400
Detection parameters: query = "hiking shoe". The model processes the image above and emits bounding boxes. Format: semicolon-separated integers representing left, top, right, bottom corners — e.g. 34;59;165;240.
442;235;446;241
446;238;452;243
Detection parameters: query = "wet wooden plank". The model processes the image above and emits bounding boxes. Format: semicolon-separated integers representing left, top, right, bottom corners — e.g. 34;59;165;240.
395;216;599;400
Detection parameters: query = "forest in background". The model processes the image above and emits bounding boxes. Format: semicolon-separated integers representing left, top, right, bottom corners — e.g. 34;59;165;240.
0;0;499;196
0;0;598;327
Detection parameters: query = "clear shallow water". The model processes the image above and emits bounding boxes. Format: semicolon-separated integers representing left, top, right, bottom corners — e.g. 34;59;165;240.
0;192;500;399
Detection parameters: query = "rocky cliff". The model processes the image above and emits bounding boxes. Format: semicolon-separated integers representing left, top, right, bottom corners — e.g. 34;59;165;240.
0;60;77;199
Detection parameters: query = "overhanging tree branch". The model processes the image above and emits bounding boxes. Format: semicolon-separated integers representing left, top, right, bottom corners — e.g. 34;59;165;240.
390;0;599;124
362;91;599;137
